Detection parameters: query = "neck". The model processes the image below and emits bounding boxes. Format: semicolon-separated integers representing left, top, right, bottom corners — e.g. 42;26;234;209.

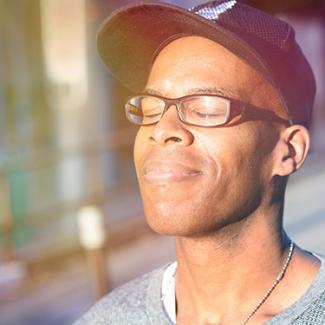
175;208;291;324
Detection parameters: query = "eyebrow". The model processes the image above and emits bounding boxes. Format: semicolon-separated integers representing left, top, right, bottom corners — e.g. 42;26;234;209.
142;86;235;98
142;88;163;96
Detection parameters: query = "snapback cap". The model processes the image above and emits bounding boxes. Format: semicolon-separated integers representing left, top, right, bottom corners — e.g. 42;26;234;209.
97;0;316;128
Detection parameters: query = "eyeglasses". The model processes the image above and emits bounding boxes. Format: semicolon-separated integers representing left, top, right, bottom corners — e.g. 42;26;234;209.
125;94;291;127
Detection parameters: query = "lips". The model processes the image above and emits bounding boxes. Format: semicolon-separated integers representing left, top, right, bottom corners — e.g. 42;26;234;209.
142;160;203;183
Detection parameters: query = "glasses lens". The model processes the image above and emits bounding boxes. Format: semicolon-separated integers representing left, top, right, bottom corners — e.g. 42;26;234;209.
180;96;230;126
125;96;165;125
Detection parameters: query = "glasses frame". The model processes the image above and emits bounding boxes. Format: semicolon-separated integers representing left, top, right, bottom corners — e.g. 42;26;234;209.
125;93;292;127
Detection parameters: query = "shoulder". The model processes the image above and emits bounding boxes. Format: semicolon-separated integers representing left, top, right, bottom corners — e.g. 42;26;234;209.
288;253;325;324
267;252;325;325
295;287;325;324
74;265;166;325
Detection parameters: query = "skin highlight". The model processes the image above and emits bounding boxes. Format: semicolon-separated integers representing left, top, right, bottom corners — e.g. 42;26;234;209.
133;36;319;324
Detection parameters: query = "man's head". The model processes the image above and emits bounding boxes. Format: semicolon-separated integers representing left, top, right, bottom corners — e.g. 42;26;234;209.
133;35;309;237
97;1;315;237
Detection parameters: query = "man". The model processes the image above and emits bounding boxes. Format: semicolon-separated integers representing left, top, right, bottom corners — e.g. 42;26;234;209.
76;1;325;324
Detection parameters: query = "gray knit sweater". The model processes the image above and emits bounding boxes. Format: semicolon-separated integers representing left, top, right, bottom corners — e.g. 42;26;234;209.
75;254;325;324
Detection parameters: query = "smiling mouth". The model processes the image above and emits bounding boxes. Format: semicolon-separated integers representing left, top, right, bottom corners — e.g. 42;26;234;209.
143;162;203;184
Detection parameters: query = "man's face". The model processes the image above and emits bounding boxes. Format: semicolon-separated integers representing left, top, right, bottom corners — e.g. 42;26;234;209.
134;36;283;237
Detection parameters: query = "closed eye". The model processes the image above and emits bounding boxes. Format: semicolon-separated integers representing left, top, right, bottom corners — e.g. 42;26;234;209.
194;111;223;118
145;112;161;118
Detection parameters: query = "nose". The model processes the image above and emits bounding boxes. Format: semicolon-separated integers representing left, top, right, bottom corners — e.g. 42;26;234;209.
149;105;194;146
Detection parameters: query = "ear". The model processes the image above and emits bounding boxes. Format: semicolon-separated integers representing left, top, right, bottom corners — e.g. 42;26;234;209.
272;125;310;177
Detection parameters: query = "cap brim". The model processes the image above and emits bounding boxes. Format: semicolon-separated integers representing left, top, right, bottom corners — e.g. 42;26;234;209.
97;2;272;93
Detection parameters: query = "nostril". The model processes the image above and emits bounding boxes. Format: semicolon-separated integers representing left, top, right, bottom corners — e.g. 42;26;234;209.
169;137;182;143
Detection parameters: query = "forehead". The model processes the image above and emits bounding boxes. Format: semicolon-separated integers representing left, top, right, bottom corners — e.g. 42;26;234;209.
146;36;282;111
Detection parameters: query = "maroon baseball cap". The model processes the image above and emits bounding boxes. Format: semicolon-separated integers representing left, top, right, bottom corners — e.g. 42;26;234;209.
97;0;316;127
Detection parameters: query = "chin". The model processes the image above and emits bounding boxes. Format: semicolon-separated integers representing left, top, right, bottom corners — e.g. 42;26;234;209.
146;220;197;237
143;205;183;235
143;204;221;238
142;198;252;239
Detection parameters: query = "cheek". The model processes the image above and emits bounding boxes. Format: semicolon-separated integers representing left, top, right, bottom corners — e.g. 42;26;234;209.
195;130;263;222
198;125;267;190
196;129;244;176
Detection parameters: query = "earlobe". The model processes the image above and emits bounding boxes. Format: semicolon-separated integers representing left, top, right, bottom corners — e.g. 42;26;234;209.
273;125;310;177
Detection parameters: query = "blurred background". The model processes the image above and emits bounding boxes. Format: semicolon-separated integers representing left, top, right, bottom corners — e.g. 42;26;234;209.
0;0;324;324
